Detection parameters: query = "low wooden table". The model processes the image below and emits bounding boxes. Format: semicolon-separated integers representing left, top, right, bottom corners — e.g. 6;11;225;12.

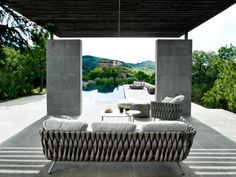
100;109;140;122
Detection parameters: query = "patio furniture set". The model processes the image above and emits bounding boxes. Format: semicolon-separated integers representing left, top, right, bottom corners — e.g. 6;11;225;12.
39;95;196;176
129;81;155;95
117;95;185;121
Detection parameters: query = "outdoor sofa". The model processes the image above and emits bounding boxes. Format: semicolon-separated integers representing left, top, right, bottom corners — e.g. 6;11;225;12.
39;118;196;175
129;81;145;89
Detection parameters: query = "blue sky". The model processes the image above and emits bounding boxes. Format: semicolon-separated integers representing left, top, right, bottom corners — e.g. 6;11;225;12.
78;4;236;63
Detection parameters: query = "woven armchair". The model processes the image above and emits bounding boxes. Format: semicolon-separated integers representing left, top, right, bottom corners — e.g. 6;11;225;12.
151;101;182;121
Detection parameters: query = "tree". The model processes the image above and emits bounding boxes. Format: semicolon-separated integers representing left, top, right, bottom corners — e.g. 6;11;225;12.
0;46;34;99
0;3;35;49
192;50;217;104
134;70;150;82
201;45;236;112
26;29;49;92
0;3;52;51
202;59;236;112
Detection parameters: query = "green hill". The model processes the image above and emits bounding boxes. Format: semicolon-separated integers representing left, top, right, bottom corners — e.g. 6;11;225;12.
82;55;106;73
82;55;155;74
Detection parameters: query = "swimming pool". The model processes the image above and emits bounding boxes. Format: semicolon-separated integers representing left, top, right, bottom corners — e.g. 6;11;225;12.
83;85;125;104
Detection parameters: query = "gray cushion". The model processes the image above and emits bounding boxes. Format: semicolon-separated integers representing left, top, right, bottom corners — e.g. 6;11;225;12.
91;122;137;132
43;118;88;131
131;103;150;118
169;95;185;104
49;115;73;120
142;121;188;132
162;97;173;103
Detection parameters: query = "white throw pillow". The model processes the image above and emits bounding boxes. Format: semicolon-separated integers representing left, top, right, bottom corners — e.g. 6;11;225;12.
142;121;188;132
43;118;88;131
162;97;173;103
91;122;137;132
169;95;185;104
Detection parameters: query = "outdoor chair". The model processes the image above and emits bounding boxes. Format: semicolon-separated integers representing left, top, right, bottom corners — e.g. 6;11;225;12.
150;95;185;121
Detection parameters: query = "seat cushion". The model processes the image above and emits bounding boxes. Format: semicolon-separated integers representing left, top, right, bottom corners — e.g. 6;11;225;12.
142;121;188;132
169;95;185;104
43;118;88;131
91;122;137;132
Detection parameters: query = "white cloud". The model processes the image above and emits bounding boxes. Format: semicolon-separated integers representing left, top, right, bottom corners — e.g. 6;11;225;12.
188;4;236;52
81;38;156;63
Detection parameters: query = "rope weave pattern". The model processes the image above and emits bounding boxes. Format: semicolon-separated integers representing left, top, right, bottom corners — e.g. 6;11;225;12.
151;102;182;120
39;128;196;162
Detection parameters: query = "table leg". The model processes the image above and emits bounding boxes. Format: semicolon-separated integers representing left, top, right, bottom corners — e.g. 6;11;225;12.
101;116;104;121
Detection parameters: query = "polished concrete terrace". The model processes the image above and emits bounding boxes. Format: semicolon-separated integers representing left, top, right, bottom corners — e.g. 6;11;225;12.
0;85;236;177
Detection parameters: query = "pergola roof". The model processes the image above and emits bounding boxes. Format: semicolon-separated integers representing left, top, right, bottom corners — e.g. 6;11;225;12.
4;0;236;37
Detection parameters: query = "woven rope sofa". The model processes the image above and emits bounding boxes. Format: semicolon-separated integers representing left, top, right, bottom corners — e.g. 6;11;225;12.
39;118;196;175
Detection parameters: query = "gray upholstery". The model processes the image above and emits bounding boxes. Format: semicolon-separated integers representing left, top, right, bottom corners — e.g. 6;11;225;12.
39;122;196;162
151;101;181;121
91;122;137;132
142;121;188;132
131;103;150;118
162;97;173;103
170;95;185;104
43;118;88;131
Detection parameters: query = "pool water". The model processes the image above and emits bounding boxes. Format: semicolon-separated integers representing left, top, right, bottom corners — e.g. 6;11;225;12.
83;85;125;104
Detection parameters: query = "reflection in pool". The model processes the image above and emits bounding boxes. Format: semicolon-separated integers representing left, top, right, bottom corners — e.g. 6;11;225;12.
83;85;125;104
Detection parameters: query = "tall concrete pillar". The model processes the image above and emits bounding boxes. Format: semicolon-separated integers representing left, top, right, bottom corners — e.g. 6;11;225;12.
47;40;82;116
155;40;192;116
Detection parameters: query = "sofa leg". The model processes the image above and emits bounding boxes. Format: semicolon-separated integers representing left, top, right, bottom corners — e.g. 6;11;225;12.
177;162;185;176
48;161;56;174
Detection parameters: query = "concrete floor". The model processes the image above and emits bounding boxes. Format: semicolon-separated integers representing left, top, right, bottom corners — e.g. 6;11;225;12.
0;85;236;177
1;115;236;177
0;94;46;144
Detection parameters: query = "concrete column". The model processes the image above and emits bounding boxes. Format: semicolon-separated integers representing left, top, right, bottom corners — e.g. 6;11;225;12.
155;40;192;116
47;40;82;116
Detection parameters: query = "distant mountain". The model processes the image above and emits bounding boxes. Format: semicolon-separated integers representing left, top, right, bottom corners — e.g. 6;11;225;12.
82;55;155;73
132;60;155;70
82;55;110;73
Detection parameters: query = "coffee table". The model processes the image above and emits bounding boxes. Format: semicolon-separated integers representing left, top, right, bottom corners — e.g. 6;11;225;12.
126;110;141;122
100;109;140;122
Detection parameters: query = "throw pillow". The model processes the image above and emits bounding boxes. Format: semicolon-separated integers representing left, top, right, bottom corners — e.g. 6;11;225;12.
162;97;173;103
91;122;137;132
43;118;88;131
142;121;188;132
169;95;185;104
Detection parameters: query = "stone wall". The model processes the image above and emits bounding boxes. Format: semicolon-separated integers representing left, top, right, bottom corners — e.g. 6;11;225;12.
155;40;192;116
47;40;82;116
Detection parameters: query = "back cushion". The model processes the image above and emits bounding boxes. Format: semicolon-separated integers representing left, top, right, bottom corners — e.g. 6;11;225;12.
142;121;188;132
43;118;88;131
169;95;185;104
92;122;137;132
162;97;173;103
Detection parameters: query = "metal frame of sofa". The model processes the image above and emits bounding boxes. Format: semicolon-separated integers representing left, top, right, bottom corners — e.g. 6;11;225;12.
39;121;196;175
